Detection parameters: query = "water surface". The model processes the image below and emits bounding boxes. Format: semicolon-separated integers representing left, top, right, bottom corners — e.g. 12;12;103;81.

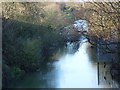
10;38;119;88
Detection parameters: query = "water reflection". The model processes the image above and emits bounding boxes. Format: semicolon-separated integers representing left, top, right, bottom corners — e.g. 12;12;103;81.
54;41;97;88
10;39;119;88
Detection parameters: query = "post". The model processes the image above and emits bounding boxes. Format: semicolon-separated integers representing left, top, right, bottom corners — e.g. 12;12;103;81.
97;42;100;85
97;62;99;85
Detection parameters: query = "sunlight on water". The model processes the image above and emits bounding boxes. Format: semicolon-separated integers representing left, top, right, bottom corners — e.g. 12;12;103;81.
54;42;112;88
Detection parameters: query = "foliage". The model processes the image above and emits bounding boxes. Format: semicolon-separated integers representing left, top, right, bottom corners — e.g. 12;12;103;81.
1;2;77;87
2;2;120;87
2;18;65;87
2;2;72;29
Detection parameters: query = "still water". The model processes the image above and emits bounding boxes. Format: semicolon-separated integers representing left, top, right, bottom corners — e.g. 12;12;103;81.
10;38;119;88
